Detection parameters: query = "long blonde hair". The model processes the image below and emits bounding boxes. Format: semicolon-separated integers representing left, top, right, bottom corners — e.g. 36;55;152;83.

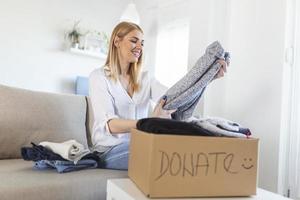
104;21;143;92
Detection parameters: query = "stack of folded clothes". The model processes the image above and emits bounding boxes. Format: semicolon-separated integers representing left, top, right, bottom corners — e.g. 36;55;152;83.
187;116;251;138
21;140;100;173
136;117;251;138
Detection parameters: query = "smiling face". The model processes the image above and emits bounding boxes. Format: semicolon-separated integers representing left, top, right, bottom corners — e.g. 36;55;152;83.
115;29;144;65
241;158;254;170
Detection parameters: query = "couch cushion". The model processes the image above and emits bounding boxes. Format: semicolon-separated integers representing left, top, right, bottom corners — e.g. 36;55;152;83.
0;84;89;159
75;76;89;96
0;159;128;200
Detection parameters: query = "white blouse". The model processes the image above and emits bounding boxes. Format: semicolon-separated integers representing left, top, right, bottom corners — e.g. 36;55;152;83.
89;67;167;152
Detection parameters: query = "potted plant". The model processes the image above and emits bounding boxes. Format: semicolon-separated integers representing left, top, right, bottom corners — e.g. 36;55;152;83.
65;20;83;48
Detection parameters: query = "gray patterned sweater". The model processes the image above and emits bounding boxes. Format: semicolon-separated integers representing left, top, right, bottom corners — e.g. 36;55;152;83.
162;41;230;120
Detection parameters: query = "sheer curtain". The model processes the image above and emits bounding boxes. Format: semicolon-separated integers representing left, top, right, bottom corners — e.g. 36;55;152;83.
285;0;300;198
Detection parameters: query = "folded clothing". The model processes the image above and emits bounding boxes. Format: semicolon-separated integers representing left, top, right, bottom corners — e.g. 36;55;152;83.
34;159;98;173
136;117;251;138
39;140;90;164
203;117;240;131
21;142;67;161
21;143;100;164
188;117;251;138
136;117;215;136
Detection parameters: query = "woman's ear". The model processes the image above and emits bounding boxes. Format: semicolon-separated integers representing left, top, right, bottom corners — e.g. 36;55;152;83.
114;37;120;48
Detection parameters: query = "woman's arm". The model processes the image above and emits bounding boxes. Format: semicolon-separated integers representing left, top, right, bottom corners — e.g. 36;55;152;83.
108;96;178;134
90;70;126;137
107;119;137;134
108;98;175;133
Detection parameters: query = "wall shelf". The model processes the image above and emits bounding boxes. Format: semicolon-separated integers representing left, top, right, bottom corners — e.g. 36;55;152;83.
70;47;107;60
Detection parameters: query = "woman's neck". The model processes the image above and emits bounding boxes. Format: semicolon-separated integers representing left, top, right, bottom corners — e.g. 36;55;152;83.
119;58;130;77
118;59;134;96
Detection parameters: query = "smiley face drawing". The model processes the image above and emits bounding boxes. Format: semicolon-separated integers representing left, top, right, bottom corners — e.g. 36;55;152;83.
241;158;254;170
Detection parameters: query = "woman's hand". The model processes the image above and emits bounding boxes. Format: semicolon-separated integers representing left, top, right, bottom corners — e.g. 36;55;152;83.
151;97;176;119
213;59;228;80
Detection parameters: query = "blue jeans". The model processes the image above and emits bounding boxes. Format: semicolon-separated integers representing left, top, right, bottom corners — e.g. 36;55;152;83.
34;159;98;173
98;140;129;170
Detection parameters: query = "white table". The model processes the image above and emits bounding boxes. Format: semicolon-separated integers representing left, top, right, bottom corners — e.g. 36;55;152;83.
107;178;291;200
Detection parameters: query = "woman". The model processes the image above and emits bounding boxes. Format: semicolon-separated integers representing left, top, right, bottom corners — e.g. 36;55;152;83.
89;21;227;170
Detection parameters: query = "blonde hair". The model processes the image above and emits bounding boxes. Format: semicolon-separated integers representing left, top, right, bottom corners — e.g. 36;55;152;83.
104;21;143;92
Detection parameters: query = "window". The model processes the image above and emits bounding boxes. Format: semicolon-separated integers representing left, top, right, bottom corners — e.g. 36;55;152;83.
155;19;190;87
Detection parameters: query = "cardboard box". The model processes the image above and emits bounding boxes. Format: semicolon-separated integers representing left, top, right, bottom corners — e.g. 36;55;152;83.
128;128;259;198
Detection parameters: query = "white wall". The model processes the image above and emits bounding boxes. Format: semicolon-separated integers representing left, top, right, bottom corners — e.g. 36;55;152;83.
135;0;159;77
0;0;129;94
